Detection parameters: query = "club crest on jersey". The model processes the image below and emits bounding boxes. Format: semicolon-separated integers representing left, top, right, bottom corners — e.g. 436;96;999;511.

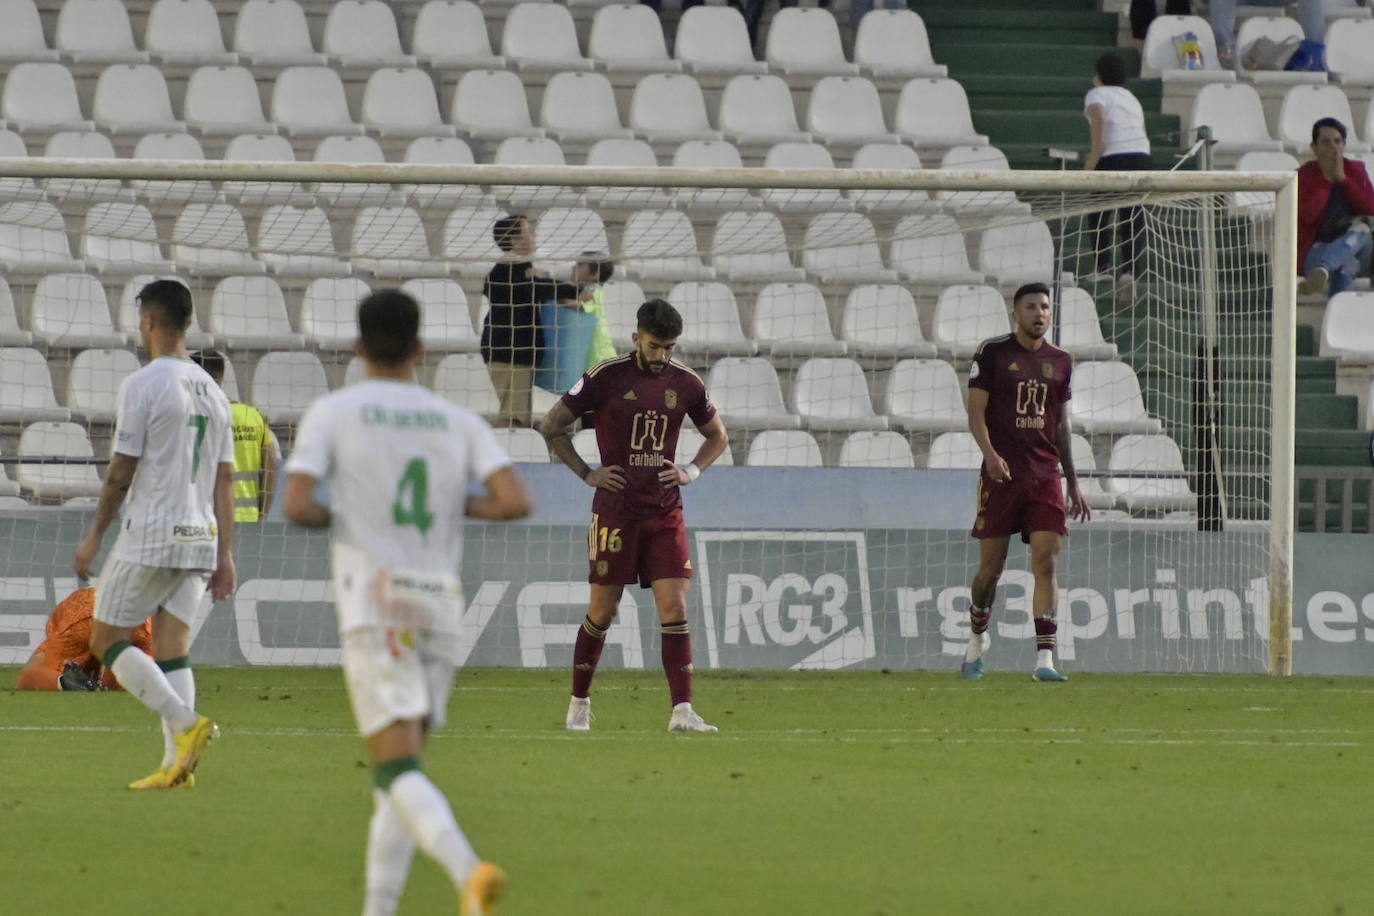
665;389;678;409
1042;363;1055;379
596;560;609;576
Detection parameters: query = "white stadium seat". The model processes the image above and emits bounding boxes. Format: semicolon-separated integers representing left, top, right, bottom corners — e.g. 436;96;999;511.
184;66;278;137
589;4;680;75
1069;434;1116;510
751;282;847;357
888;214;985;287
351;206;448;278
450;70;545;140
323;0;416;69
251;351;328;424
1326;18;1374;87
706;357;801;429
1069;360;1164;434
491;427;549;463
806;76;899;148
433;353;500;416
82;202;177;275
208;275;307;348
629;74;723;146
619;210;713;281
501;2;594;72
802;212;898;284
718;75;812;147
402;138;492;211
298;277;372;349
600;279;644;349
842;285;938;359
792;357;887;431
1277;84;1371;154
976;221;1057;289
0;0;60;64
30;273;127;348
1141;15;1235;84
534;207;610;266
42;131;132;205
221;133;312;208
144;0;238;66
540;72;635;144
677;427;733;466
0;201;85;273
0;131;44;205
256;205;351;277
0;276;35;346
55;0;148;64
931;284;1010;360
853;10;946;79
440;206;505;279
361;68;455;139
410;0;504;71
1;63;96;134
838;430;915;468
746;429;823;467
1187;83;1284;165
313;135;401;209
711;213;806;282
665;282;758;357
1234;17;1326;86
271;67;364;138
765;8;859;77
883;357;965;432
671;140;757;212
233;0;327;67
674;6;765;76
1318;291;1374;363
1056;287;1118;360
66;347;141;422
571;428;601;467
1106;434;1194;513
172;202;267;276
17;421;102;499
584;139;673;210
401;278;480;353
491;137;584;209
1226;150;1301;220
893;79;989;150
934;145;1028;216
926;431;982;469
92;65;185;135
759;143;846;213
846;144;936;214
0;347;70;422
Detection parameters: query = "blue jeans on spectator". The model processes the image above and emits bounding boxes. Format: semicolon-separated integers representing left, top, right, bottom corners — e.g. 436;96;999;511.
1210;0;1325;56
1305;222;1373;296
848;0;907;31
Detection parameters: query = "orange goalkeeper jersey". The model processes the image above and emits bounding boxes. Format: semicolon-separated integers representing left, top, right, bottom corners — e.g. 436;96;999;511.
37;588;153;671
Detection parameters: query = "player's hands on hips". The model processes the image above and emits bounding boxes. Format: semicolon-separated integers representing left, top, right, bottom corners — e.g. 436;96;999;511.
73;534;100;581
1068;484;1092;523
585;465;626;492
985;453;1012;483
209;554;237;601
658;457;690;488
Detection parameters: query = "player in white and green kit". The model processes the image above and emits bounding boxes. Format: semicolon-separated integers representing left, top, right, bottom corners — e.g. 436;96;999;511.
74;279;234;790
284;289;533;916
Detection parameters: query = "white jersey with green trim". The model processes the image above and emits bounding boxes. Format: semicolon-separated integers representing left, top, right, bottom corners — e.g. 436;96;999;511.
285;379;512;634
109;356;234;570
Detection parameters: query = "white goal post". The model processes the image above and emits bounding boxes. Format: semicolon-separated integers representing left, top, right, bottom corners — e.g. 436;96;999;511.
0;157;1297;675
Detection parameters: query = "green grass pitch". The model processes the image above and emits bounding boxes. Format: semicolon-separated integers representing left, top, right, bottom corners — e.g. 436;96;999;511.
1;667;1371;916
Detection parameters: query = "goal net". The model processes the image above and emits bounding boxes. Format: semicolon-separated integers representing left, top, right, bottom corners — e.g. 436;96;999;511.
0;158;1296;675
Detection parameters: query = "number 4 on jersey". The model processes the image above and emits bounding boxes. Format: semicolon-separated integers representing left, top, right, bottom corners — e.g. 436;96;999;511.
393;458;435;536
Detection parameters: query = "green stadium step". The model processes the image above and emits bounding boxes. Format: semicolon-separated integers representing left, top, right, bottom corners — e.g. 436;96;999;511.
935;44;1141;79
958;75;1164;112
1296;323;1315;356
911;0;1101;13
1296;394;1359;429
973;110;1180;148
1296;430;1371;466
923;15;1118;47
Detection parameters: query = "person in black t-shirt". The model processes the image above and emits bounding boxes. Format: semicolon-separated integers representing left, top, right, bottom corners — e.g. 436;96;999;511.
481;215;578;426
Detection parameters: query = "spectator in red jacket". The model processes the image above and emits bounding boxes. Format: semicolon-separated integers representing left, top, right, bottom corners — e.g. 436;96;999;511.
1299;117;1374;297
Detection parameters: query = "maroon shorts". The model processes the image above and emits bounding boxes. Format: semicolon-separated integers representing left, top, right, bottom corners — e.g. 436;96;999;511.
587;508;693;588
971;473;1067;544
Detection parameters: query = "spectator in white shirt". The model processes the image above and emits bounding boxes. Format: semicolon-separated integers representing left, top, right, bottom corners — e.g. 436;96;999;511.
1084;52;1152;287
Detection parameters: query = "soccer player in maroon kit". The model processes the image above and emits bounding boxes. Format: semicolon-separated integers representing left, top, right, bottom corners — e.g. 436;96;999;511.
962;282;1091;682
539;299;730;731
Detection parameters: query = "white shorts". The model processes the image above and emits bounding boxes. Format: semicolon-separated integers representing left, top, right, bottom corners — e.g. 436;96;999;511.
94;558;211;629
342;627;463;739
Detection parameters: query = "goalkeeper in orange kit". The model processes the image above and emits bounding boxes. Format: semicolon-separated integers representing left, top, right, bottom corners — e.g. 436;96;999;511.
16;588;153;691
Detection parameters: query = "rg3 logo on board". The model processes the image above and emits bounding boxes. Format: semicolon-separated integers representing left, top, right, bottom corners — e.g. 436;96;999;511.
694;531;876;670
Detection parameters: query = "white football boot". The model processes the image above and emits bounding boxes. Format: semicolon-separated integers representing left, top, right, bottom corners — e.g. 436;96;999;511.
566;695;592;731
667;702;718;733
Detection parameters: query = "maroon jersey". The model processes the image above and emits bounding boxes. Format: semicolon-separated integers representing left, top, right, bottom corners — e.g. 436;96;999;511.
968;334;1073;480
561;354;717;520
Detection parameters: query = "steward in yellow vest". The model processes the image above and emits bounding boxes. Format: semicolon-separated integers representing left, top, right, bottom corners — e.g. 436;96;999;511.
191;350;280;521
